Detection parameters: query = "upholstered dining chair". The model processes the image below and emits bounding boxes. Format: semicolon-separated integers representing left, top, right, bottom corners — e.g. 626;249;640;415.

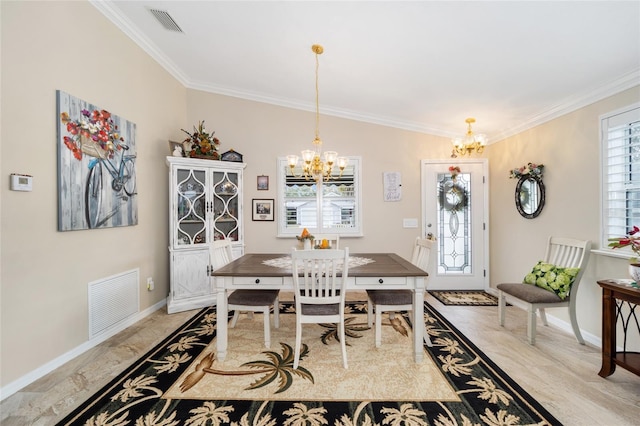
366;237;434;348
291;247;350;369
312;234;340;249
497;236;591;345
209;240;280;348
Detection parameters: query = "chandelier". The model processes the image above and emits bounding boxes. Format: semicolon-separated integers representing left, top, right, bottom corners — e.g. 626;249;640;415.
451;118;487;157
287;44;347;182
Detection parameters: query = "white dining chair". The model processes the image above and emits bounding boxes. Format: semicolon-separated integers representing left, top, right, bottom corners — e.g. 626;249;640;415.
312;234;340;249
366;237;434;347
209;240;280;348
291;247;349;369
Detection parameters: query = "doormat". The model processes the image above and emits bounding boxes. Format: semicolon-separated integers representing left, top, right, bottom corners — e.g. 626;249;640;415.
429;290;502;306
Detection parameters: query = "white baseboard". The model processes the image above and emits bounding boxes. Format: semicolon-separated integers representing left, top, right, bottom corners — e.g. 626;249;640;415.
545;314;601;348
0;299;166;401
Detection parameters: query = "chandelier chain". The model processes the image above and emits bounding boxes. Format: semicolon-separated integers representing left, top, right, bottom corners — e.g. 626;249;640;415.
286;44;347;182
315;47;321;144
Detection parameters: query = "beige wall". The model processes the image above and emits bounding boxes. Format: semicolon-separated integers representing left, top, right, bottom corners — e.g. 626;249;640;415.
2;0;639;394
486;86;640;347
1;1;186;387
185;89;453;258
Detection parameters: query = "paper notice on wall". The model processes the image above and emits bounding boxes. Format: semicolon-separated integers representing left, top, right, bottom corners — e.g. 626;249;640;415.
383;172;402;201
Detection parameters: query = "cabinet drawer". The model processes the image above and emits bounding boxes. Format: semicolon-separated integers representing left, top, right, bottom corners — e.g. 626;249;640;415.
232;277;283;286
355;276;407;286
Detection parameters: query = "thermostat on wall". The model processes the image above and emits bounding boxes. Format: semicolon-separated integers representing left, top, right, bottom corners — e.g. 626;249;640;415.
10;173;33;191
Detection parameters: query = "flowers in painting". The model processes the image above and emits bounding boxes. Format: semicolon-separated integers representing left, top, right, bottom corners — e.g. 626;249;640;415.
509;163;544;179
181;121;221;159
608;226;640;257
60;109;124;160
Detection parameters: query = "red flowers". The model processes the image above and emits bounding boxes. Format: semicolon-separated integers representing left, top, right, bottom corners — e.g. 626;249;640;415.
448;166;461;180
60;109;124;161
608;226;640;256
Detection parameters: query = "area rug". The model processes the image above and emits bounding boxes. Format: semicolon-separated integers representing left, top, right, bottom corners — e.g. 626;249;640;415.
57;302;560;425
429;290;502;306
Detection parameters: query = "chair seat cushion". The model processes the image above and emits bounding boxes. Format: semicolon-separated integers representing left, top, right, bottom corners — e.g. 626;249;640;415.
228;289;279;306
300;303;339;316
367;289;413;305
497;283;563;303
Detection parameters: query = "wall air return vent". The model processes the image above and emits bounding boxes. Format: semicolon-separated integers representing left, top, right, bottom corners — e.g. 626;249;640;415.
148;8;184;33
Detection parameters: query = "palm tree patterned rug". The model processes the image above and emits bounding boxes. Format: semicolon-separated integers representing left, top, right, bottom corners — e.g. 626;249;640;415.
429;290;503;306
57;302;560;425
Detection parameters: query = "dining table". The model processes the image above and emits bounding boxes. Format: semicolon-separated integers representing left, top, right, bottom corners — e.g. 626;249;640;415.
211;252;429;363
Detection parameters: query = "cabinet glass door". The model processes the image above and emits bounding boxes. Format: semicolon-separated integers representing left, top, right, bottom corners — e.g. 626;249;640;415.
212;171;240;242
176;168;206;245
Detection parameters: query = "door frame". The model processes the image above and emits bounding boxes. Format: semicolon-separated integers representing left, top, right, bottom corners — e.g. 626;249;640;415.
421;158;490;291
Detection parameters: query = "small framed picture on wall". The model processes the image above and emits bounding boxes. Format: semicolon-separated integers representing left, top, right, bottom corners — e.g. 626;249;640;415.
257;175;269;190
252;199;274;221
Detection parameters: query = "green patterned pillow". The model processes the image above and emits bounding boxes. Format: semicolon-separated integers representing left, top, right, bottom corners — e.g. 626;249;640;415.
523;261;580;300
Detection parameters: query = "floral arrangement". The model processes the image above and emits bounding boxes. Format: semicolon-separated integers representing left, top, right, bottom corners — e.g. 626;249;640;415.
448;166;461;180
60;109;124;160
296;228;314;241
181;121;221;159
509;163;544;179
608;226;640;257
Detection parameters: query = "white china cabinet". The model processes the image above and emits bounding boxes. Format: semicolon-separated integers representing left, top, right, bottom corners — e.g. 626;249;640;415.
166;156;246;313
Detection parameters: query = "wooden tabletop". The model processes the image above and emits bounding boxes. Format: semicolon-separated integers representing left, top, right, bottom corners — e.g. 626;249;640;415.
597;279;640;299
211;252;428;277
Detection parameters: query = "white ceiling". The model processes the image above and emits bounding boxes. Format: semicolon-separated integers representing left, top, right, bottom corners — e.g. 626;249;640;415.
92;1;640;142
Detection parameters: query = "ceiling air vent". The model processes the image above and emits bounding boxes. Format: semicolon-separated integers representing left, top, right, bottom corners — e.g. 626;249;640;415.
148;8;183;33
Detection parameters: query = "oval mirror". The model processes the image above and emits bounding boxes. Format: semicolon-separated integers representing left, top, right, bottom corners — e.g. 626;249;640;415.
515;175;545;219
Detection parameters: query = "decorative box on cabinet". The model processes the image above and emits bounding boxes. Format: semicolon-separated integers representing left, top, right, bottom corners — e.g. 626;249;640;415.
166;156;246;313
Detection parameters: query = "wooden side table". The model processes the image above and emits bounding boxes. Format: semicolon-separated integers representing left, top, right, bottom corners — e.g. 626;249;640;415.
597;279;640;377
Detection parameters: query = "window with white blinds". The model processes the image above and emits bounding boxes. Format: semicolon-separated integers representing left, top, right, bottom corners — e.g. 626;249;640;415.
277;156;362;237
601;104;640;252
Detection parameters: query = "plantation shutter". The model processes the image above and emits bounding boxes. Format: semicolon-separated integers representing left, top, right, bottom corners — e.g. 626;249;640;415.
279;157;362;237
602;104;640;250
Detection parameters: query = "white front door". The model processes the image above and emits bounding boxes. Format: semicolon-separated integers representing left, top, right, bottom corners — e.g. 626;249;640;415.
421;159;489;290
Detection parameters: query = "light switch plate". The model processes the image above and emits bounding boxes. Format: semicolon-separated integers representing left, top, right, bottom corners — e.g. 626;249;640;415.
403;218;418;228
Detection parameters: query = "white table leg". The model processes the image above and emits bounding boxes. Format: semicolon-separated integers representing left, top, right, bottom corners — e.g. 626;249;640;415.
413;277;425;363
215;278;228;362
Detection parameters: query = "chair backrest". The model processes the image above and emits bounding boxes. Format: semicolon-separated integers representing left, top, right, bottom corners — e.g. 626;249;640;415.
209;239;234;270
411;237;435;271
313;234;340;249
291;248;349;306
543;236;591;301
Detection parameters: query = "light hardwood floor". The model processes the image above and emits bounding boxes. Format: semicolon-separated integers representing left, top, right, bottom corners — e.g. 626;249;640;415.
1;292;638;425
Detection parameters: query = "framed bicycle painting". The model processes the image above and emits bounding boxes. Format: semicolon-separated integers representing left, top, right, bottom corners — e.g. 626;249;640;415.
56;90;138;231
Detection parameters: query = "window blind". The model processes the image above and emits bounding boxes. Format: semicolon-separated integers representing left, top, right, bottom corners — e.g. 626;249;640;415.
602;105;640;248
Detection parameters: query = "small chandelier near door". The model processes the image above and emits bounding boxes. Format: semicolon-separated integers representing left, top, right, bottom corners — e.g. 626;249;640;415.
287;44;347;182
451;118;487;158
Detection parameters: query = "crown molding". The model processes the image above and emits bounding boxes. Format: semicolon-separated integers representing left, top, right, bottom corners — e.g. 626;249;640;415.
188;80;452;137
492;69;640;142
